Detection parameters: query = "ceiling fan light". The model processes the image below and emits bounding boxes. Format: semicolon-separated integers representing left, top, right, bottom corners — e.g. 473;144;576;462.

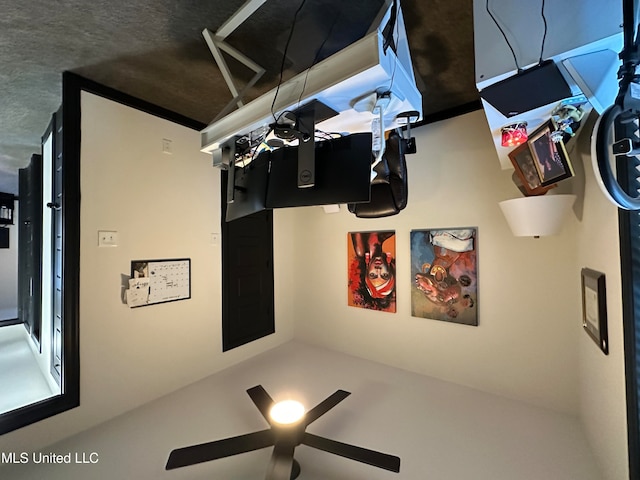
501;122;528;147
269;400;306;425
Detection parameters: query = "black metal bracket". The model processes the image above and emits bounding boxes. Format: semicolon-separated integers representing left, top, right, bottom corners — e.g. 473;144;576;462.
271;100;338;189
296;108;316;188
220;138;238;204
396;110;420;154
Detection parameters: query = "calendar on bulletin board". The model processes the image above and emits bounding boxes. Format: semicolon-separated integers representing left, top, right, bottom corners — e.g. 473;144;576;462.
129;258;191;307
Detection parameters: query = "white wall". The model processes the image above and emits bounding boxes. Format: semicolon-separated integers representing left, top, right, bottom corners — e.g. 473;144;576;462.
573;117;629;479
0;205;18;320
290;110;630;478
0;92;295;453
292;110;583;414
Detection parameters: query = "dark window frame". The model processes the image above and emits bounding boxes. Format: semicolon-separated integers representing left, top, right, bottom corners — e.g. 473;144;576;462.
617;120;640;478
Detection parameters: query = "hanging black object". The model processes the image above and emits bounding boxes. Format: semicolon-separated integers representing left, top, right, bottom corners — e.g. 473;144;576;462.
480;0;572;117
480;60;572;117
0;227;8;249
165;385;400;480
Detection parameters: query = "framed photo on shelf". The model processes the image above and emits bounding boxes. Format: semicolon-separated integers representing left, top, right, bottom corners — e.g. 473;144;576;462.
528;120;574;186
581;268;608;354
508;142;556;196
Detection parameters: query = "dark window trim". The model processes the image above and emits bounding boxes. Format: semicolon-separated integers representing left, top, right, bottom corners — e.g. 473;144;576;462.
413;99;482;128
0;79;79;434
0;318;22;327
62;72;207;131
617;121;640;478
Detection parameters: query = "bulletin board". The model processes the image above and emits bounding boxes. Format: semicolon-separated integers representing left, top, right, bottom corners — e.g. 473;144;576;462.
129;258;191;307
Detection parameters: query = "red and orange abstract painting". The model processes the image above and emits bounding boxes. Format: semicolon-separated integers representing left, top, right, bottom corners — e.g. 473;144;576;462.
347;231;396;313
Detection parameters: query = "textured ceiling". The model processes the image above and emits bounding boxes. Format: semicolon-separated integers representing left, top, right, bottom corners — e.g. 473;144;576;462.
0;0;478;194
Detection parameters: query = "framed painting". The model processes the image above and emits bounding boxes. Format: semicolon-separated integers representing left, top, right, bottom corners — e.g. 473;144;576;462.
508;142;556;196
581;268;608;354
347;231;396;313
410;228;478;325
528;120;574;186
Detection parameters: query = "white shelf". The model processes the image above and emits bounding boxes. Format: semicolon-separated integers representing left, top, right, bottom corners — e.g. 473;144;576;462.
473;0;623;169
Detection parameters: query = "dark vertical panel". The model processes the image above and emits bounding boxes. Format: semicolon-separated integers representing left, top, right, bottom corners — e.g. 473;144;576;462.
60;72;81;403
17;154;43;348
221;170;275;351
616;118;640;479
50;108;63;385
17;168;31;335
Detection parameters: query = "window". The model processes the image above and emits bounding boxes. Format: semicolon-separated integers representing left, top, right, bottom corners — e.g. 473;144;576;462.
617;120;640;478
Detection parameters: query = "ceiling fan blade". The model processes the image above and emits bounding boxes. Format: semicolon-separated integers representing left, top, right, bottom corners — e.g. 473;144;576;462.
264;443;296;480
302;432;400;473
247;385;275;423
166;429;274;470
304;389;350;426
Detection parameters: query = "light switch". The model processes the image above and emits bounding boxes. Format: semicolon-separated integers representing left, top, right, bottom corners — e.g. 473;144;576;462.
162;138;173;154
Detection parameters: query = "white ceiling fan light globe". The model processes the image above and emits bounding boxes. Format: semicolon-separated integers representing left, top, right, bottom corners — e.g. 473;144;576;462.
269;400;306;425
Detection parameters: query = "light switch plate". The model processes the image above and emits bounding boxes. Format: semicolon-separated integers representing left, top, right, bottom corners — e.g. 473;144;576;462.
162;138;173;154
98;230;118;247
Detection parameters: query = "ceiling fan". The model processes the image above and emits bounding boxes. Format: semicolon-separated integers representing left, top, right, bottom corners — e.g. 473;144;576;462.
165;385;401;479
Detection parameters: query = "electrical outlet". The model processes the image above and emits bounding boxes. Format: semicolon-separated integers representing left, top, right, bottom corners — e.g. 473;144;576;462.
98;230;118;247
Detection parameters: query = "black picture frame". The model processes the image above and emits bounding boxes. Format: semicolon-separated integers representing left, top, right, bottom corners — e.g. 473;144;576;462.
130;258;191;307
581;268;608;354
528;120;574;186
